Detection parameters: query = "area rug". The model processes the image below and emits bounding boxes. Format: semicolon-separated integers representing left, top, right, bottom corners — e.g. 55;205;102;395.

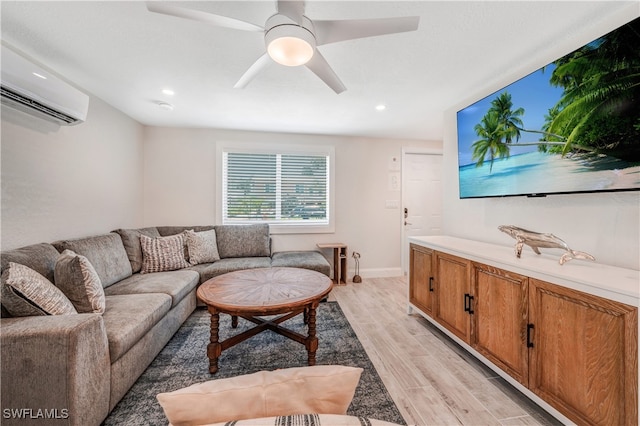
103;302;406;425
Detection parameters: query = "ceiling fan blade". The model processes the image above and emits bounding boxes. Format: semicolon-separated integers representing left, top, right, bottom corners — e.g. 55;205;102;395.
146;2;263;32
314;16;419;46
277;0;305;25
305;50;346;94
234;53;272;89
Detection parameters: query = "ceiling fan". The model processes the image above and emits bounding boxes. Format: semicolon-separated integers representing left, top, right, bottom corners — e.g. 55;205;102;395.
146;1;419;94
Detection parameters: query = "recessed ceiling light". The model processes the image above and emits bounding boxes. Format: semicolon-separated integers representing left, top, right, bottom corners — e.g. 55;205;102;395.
32;72;47;80
155;101;174;111
162;89;175;96
375;104;387;111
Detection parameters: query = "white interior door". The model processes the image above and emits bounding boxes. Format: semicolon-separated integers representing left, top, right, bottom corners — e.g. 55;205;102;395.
401;151;443;275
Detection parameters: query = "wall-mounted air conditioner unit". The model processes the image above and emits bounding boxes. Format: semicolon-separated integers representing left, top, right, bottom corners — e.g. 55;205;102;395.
1;45;89;125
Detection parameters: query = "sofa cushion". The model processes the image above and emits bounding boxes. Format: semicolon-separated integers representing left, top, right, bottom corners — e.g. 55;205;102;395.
197;257;272;282
185;229;220;265
52;233;132;288
140;234;190;274
1;262;77;316
113;227;161;274
214;224;271;258
156;225;214;237
104;269;199;308
0;242;60;283
156;365;363;426
271;251;330;276
54;250;106;314
102;293;172;362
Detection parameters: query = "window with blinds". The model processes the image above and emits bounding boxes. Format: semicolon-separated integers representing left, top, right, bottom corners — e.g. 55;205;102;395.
222;151;330;225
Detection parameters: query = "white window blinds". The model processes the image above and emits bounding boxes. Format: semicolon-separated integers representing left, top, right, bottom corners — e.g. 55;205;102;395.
222;151;329;225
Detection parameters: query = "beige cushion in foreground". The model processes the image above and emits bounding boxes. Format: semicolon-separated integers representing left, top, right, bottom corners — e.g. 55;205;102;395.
206;413;402;426
156;365;363;426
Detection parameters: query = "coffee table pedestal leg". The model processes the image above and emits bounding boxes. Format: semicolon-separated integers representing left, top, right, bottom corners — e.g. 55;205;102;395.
207;308;222;374
306;302;318;366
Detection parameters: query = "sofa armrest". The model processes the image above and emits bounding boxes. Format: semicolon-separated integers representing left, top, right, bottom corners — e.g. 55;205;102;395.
1;314;110;426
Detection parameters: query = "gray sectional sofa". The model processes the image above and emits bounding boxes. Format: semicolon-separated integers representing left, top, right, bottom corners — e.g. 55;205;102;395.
0;224;330;426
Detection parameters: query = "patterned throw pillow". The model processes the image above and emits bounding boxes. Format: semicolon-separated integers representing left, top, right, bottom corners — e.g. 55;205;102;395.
54;250;106;314
0;262;77;316
185;229;220;265
140;233;190;274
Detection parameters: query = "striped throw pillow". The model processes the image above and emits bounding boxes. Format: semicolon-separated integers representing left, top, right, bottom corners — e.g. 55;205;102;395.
140;233;190;274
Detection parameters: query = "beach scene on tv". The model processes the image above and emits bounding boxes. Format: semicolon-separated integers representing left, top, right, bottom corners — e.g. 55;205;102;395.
457;17;639;199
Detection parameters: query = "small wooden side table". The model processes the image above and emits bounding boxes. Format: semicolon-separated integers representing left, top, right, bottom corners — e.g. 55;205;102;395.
317;243;347;285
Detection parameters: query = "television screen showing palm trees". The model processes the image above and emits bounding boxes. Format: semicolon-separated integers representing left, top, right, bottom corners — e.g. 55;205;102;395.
457;16;639;199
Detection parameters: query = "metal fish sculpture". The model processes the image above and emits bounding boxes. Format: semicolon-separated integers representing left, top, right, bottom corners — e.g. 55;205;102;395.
498;225;596;265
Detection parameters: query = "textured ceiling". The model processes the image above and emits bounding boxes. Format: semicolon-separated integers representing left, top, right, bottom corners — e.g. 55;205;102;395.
1;1;636;140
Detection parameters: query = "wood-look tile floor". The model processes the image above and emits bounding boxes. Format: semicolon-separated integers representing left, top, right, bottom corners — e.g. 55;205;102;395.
328;277;563;426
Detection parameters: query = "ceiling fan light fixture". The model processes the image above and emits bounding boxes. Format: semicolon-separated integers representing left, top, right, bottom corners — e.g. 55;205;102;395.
268;36;314;66
265;22;316;67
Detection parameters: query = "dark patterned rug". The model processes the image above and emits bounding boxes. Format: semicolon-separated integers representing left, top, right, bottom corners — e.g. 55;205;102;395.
103;302;406;425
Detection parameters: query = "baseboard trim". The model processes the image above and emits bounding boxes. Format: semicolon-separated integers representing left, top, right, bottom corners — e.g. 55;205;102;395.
356;267;403;280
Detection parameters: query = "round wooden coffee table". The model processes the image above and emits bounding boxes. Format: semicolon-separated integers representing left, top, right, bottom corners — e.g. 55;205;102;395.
197;267;333;373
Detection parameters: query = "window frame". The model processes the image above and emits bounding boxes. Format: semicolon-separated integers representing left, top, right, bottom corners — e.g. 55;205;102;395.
216;141;335;234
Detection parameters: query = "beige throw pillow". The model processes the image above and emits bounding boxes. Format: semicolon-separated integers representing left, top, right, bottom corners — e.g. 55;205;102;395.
202;414;402;426
54;249;106;314
156;365;363;426
1;262;77;316
185;229;220;265
140;234;190;274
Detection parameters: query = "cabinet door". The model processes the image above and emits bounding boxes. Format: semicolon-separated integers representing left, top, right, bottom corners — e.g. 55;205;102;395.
528;278;638;426
471;263;529;386
409;244;434;315
434;252;471;343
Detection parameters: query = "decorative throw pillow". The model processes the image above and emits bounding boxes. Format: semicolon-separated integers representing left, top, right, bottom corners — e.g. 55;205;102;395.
54;250;106;314
113;227;161;273
0;262;77;316
140;233;190;274
185;229;220;265
201;414;402;426
156;365;363;426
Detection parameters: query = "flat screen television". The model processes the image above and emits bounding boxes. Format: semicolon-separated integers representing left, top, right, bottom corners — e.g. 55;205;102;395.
457;16;639;199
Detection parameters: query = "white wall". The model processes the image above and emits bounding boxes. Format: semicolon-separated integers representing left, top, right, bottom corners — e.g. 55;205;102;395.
442;6;640;270
143;126;440;277
1;95;145;250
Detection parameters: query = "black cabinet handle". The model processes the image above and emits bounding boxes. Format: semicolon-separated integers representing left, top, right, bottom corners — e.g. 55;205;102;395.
527;324;534;348
428;277;434;292
463;294;474;314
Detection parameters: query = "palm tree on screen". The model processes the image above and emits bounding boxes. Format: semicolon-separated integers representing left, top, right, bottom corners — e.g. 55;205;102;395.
471;111;509;173
490;92;525;144
547;18;640;159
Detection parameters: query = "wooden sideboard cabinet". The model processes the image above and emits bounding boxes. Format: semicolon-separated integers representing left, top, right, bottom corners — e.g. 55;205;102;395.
528;278;638;426
408;243;434;315
471;262;529;387
408;236;639;426
434;251;472;343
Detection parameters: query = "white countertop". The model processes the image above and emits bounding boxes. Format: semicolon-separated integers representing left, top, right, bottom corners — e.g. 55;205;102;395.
409;235;640;307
